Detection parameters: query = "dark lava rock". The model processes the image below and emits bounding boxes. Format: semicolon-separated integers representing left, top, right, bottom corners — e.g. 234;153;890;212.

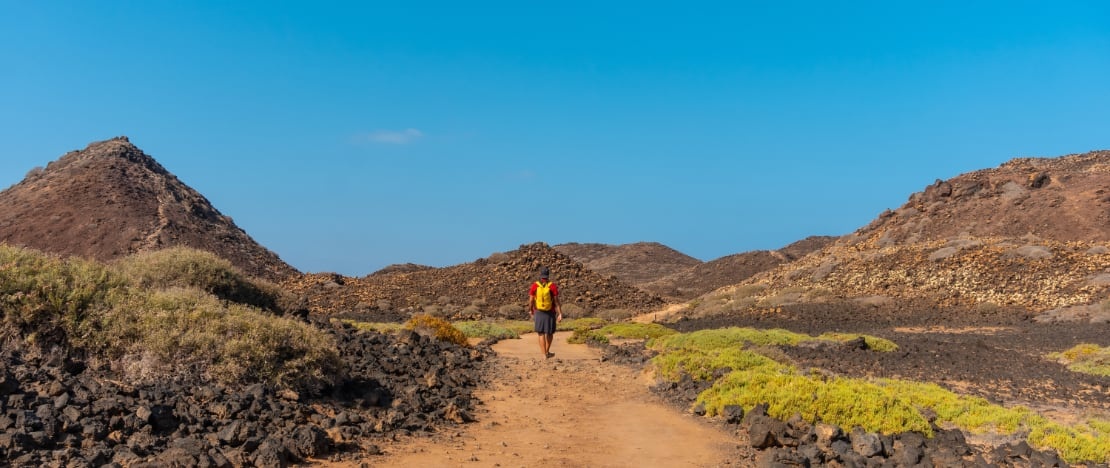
0;318;489;465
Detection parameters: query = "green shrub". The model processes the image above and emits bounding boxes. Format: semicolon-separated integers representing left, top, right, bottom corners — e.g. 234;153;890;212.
405;314;470;347
650;326;1110;464
567;327;609;345
454;320;519;340
112;247;288;312
1049;344;1110;377
567;322;675;345
497;319;535;336
558;317;606;331
817;332;899;352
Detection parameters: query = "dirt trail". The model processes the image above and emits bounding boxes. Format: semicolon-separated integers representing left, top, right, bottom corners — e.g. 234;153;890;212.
360;331;742;467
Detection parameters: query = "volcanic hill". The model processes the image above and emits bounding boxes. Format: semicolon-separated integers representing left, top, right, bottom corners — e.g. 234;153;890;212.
642;236;836;300
283;242;666;318
0;137;297;282
553;242;701;285
689;150;1110;318
554;238;835;301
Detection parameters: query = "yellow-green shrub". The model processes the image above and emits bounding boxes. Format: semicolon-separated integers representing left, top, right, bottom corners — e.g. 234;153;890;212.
567;322;676;345
405;314;470;347
559;317;607;331
817;332;899;352
698;371;933;436
650;326;1110;464
653;347;782;381
1049;344;1110;377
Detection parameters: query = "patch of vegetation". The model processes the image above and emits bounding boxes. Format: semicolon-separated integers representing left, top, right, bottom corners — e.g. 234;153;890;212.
650;326;1110;464
0;245;340;393
596;308;636;321
496;319;535;336
1049;343;1110;377
817;332;899;352
404;314;470;347
0;245;126;341
698;371;933;436
113;247;289;312
650;327;897;353
567;322;676;345
559;317;606;331
454;320;519;340
98;288;340;393
651;327;809;351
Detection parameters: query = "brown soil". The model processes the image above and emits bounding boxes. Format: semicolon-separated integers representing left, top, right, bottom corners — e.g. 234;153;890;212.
0;137;297;282
340;332;746;467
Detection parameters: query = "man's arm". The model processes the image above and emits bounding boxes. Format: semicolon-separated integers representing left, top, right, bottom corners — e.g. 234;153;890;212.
553;295;563;323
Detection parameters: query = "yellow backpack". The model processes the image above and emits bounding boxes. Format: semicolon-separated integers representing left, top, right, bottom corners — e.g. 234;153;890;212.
534;281;554;311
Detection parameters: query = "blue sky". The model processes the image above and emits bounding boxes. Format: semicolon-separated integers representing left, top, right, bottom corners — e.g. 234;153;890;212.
2;2;1108;276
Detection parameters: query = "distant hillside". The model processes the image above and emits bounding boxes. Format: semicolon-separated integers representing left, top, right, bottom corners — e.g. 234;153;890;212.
0;137;297;281
644;236;836;300
283;242;666;318
553;242;702;285
684;150;1110;318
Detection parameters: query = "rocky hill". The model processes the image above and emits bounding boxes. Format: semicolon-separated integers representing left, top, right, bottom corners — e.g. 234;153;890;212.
283;242;666;318
0;137;297;282
689;150;1110;318
644;236;836;300
553;242;702;285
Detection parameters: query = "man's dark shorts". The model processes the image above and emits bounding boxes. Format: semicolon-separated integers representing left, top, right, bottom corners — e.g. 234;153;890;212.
534;310;556;335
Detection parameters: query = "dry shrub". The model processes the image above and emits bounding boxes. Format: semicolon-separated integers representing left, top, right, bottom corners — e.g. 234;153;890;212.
597;308;636;322
405;314;469;347
113;247;290;313
97;287;341;393
497;303;525;318
560;302;587;319
0;245;341;394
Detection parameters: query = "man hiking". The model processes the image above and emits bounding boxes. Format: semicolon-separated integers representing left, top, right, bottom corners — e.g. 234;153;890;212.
529;266;563;359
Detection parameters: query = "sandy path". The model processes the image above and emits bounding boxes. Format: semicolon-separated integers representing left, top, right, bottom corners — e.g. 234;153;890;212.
358;331;742;467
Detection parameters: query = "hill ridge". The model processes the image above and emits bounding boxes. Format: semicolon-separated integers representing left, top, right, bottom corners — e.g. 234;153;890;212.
0;137;297;281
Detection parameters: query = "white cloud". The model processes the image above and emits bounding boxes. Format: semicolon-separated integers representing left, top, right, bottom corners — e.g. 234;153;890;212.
359;128;424;145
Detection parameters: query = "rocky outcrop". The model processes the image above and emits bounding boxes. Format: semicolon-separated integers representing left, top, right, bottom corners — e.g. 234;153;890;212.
0;320;485;466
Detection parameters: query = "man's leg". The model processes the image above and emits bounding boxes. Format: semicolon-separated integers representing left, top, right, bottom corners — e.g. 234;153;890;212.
537;332;547;357
545;333;555;358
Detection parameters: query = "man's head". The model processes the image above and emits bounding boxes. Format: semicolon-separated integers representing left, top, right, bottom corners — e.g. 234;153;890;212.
539;267;550;280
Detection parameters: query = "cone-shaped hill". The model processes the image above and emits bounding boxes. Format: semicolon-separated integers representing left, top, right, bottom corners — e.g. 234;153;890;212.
282;242;666;318
0;137;297;282
687;150;1110;318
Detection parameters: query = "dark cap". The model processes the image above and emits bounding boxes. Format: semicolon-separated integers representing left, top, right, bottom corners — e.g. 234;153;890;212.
539;267;550;279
